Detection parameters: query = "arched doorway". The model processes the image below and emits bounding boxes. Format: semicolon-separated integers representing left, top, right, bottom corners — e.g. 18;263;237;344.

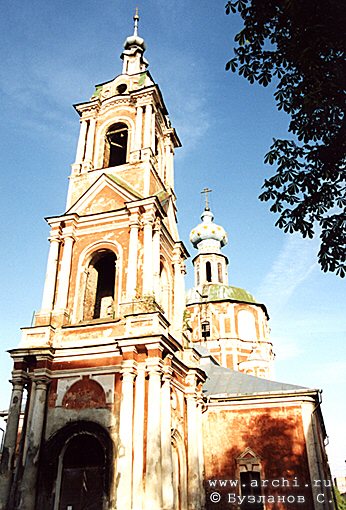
58;434;105;510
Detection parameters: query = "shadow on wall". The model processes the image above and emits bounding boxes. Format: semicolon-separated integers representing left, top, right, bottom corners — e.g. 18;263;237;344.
203;410;314;510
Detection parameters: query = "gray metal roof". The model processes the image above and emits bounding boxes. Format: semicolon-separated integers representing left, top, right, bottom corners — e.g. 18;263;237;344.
202;361;308;397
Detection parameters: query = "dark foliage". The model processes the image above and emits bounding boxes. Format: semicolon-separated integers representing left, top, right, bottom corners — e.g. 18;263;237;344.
225;0;346;276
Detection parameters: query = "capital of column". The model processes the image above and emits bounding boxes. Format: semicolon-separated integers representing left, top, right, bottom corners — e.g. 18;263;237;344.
129;211;141;228
146;357;163;377
32;376;50;390
153;216;161;232
48;233;61;243
162;364;174;383
61;232;76;243
120;359;137;379
10;370;28;385
142;209;156;227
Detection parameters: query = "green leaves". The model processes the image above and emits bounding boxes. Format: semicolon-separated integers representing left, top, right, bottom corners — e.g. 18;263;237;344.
225;0;346;275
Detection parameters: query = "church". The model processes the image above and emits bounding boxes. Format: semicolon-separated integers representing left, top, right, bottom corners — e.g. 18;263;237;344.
0;12;335;510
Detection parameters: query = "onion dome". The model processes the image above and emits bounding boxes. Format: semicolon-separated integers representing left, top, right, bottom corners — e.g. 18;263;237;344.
190;208;228;253
123;8;146;51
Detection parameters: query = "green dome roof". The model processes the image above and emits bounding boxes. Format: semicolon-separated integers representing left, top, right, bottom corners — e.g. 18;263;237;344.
187;284;258;305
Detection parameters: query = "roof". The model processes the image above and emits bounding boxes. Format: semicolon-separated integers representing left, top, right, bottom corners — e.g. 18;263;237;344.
186;284;263;308
202;360;308;397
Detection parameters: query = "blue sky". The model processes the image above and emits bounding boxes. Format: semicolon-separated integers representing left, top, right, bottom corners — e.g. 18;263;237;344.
0;1;345;476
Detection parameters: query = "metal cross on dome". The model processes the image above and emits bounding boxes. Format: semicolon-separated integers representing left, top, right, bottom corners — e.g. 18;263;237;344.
201;187;212;211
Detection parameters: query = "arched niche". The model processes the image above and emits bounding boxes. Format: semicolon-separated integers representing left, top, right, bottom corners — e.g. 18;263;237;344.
62;378;107;410
237;309;257;341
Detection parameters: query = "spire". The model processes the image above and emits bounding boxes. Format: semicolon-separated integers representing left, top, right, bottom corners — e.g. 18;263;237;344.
133;7;139;37
121;8;148;75
123;8;146;52
201;187;212;211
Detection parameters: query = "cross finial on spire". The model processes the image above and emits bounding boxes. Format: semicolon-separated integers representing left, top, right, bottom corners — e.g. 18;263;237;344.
201;187;212;211
133;7;139;36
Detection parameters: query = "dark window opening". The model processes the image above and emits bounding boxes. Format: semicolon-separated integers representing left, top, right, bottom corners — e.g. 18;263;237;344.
59;435;105;510
84;251;116;320
206;261;212;283
240;471;264;510
104;123;128;168
116;83;127;94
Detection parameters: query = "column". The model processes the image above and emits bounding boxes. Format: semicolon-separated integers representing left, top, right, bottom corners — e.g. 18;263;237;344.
173;251;185;333
126;209;140;300
116;361;136;509
17;378;49;510
132;365;145;510
0;377;26;510
135;105;143;151
197;398;206;509
142;209;155;295
161;366;174;510
151;108;156;152
164;140;174;188
83;118;96;169
186;393;201;510
145;359;162;510
152;218;161;302
74;119;88;165
40;236;60;312
143;104;152;149
55;233;75;311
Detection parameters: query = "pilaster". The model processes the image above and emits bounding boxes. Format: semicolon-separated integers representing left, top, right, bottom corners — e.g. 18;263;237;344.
82;117;96;171
145;354;163;510
142;207;156;295
54;222;76;313
40;234;61;313
126;208;141;299
116;357;137;509
186;374;202;510
132;363;146;510
161;362;174;510
17;377;50;510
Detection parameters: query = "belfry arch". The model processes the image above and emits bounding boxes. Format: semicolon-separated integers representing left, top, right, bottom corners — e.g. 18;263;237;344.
103;122;129;168
83;250;117;320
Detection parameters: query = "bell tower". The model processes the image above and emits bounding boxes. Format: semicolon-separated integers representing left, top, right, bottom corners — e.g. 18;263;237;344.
0;13;207;510
36;10;184;329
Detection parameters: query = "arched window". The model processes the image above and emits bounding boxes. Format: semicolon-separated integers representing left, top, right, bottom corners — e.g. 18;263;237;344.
58;434;105;510
217;262;223;283
104;122;128;168
237;448;264;510
206;261;212;283
84;250;116;320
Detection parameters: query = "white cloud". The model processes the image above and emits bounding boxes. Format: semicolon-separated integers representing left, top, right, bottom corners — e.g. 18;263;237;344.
256;234;319;314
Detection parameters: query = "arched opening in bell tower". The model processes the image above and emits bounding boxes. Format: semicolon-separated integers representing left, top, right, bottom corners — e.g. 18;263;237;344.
83;250;117;320
104;122;128;168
